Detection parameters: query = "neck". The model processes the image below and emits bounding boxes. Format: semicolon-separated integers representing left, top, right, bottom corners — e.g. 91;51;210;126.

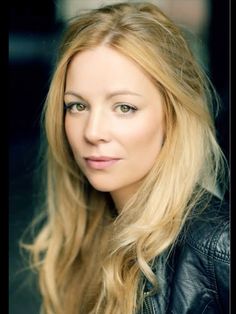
110;182;142;213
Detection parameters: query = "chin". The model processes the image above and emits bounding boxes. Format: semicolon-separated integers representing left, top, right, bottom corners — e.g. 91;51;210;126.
87;179;115;192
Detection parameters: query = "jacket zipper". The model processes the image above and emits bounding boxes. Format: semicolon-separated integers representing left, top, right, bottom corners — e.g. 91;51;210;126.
143;295;155;314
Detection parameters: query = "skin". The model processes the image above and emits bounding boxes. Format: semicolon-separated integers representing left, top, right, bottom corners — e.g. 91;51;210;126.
64;45;165;211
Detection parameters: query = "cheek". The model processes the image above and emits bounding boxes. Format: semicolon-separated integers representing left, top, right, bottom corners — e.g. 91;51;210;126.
126;119;165;157
64;117;73;145
64;117;81;152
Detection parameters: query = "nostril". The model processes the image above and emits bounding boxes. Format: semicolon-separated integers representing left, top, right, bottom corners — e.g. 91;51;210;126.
84;119;110;144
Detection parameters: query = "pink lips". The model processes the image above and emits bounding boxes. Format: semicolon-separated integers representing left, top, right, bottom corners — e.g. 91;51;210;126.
84;156;121;170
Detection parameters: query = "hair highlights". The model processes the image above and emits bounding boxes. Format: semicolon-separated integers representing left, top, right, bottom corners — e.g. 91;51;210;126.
22;2;227;314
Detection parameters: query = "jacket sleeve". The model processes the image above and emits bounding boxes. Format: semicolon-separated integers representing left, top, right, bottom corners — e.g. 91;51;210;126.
212;218;230;312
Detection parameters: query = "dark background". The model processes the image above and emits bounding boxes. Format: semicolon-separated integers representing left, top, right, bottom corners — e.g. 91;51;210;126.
9;1;230;313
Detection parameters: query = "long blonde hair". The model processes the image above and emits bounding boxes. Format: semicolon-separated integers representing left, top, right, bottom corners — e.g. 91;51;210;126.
22;2;227;314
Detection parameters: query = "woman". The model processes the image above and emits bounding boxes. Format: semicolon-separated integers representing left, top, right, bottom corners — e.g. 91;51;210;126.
23;2;229;314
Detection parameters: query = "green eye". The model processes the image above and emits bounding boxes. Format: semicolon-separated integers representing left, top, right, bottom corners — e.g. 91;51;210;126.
75;103;86;111
116;103;137;114
120;104;131;113
64;102;87;113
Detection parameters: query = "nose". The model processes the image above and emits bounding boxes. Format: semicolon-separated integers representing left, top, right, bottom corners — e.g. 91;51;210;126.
84;109;110;144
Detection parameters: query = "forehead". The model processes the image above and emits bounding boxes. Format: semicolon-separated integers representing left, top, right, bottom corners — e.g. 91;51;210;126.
65;45;158;95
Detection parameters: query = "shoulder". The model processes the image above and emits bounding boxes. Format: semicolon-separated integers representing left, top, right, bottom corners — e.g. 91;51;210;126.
184;194;229;262
147;194;230;313
176;194;230;311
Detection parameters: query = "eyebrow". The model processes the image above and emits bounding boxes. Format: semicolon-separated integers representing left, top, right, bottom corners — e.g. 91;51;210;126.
64;90;143;100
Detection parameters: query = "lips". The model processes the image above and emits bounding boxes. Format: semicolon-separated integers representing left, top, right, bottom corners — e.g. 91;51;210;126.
84;156;121;170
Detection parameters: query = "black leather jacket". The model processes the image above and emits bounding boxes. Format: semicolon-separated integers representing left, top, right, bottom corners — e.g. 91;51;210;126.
141;195;229;314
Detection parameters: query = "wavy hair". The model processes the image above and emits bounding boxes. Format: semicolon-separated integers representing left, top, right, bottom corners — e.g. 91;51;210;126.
22;2;227;314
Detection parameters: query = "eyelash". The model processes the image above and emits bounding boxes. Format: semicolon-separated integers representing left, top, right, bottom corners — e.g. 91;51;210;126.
115;103;137;114
64;102;87;113
64;102;138;114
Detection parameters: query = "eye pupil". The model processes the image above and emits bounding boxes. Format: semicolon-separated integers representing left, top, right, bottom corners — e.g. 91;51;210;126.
121;105;130;112
76;103;85;111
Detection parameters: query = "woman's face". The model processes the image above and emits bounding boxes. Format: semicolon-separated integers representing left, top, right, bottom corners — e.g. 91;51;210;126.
64;46;165;209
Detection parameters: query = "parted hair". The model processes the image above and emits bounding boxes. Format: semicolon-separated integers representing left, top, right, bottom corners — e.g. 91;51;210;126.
22;2;227;314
